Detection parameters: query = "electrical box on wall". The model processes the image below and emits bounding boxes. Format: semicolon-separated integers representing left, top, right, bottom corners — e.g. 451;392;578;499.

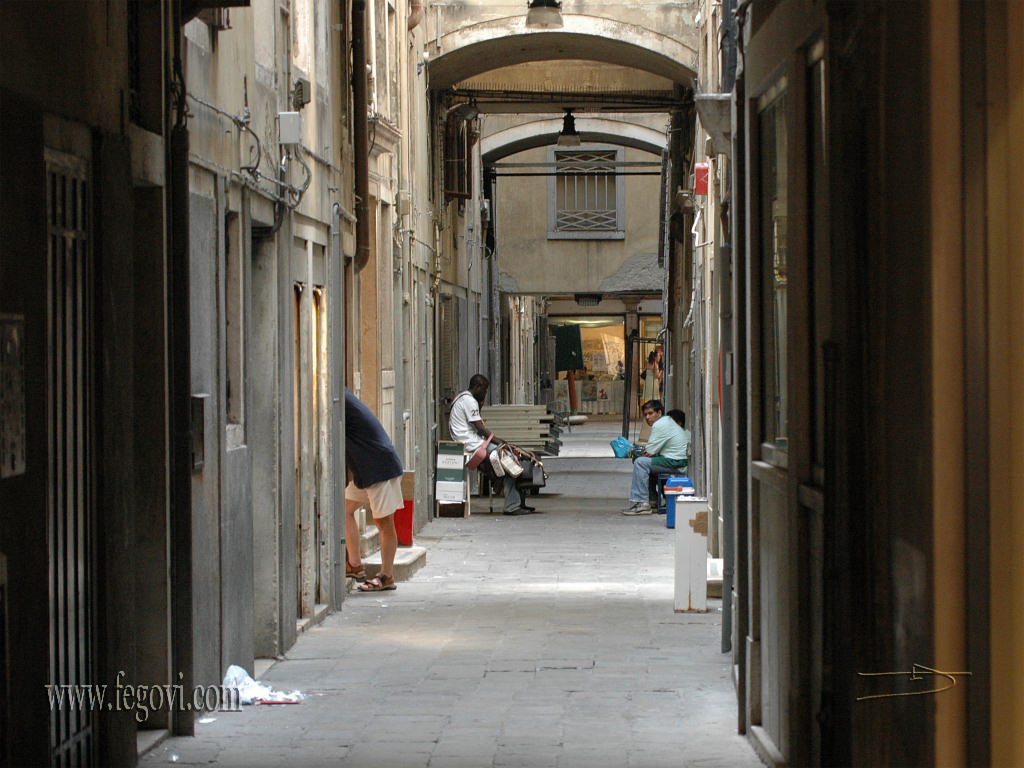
278;112;302;146
397;190;411;217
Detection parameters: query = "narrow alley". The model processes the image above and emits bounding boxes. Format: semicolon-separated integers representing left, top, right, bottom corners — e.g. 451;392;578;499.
6;0;1024;765
141;431;759;768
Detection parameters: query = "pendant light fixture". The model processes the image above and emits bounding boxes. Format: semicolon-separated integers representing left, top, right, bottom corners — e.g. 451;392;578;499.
557;109;581;146
525;0;563;28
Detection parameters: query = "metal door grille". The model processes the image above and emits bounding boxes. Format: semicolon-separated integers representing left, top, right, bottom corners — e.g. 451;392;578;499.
45;150;94;767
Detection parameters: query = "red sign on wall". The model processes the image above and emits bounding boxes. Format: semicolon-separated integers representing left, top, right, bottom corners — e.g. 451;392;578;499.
694;162;709;195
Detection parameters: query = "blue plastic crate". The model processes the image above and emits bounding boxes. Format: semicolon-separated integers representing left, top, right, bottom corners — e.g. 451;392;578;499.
663;476;694;528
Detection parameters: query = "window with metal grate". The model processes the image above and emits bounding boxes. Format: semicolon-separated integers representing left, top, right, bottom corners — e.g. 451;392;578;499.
547;147;626;240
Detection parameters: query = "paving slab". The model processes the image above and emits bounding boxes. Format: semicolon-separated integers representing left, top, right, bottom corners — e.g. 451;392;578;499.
141;456;761;768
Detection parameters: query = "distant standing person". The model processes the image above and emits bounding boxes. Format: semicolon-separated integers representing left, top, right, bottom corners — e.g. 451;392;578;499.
641;351;658;404
344;389;403;591
654;343;665;397
449;374;536;516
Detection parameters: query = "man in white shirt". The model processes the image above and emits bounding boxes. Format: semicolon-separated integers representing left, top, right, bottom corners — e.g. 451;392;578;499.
449;374;534;515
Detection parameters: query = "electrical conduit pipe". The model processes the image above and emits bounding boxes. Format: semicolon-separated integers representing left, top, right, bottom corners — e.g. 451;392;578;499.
352;0;370;273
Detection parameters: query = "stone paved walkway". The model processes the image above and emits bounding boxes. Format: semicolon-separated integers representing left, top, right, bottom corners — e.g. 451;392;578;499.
141;456;761;768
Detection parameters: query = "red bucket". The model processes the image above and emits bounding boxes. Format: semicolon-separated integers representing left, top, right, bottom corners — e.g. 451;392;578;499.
394;499;414;546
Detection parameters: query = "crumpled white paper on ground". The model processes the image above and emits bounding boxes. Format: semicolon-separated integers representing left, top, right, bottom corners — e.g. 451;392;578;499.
222;664;306;705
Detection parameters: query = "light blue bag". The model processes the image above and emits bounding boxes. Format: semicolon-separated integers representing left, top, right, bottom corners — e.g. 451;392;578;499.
610;436;632;458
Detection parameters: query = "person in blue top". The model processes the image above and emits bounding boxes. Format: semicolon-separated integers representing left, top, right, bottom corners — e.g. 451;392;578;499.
622;399;690;515
344;389;404;591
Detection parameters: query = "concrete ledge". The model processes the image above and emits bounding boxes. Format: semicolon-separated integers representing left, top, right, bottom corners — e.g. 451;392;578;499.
363;545;427;583
707;557;723;598
253;658;277;678
296;603;329;636
137;729;168;758
749;725;785;767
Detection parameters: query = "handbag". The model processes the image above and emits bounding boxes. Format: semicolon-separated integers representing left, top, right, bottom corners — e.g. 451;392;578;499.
466;434;494;470
610;436;632;458
487;448;506;477
498;444;524;478
517;457;546;488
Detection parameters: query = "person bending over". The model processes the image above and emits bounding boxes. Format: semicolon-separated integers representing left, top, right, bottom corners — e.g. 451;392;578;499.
449;374;535;516
622;399;689;515
344;389;404;591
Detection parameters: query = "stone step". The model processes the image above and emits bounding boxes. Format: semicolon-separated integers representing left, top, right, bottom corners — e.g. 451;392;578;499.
359;526;379;558
361;545;427;584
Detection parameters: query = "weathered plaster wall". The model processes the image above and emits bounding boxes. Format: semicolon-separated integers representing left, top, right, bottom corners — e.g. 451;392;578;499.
493;143;664;294
461;61;674;93
0;2;124;134
436;0;697;35
183;0;351;656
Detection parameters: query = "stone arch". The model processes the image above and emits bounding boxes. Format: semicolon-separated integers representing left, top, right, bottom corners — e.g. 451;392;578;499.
481;118;667;164
428;16;697;90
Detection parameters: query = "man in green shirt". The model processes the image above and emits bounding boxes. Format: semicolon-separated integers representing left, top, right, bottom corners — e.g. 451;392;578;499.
622;399;690;515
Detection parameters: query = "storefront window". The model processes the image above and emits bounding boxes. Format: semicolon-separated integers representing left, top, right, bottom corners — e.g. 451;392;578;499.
550;316;626;415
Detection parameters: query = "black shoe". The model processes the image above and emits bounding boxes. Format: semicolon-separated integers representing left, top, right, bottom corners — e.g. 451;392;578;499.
503;506;532;515
520;504;536;512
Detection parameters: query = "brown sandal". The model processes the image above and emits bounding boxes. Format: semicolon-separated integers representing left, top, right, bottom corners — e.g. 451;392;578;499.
357;574;396;592
345;555;366;581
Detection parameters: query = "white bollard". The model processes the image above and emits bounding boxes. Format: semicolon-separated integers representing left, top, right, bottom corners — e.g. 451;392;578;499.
674;496;709;612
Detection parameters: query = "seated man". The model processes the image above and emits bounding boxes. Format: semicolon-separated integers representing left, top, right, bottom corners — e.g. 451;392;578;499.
448;373;535;516
622;399;690;515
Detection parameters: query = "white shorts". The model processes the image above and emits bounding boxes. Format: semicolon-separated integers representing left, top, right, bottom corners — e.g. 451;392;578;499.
345;476;403;519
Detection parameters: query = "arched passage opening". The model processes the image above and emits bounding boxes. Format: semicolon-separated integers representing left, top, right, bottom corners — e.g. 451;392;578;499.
481;118;668;163
475;111;677;418
428;16;697;89
427;10;698;503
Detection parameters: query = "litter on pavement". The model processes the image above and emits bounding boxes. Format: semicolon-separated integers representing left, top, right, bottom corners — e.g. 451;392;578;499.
222;664;306;705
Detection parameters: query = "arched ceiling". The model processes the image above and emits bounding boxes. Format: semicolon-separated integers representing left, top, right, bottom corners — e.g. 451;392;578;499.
481;118;667;164
428;16;698;91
